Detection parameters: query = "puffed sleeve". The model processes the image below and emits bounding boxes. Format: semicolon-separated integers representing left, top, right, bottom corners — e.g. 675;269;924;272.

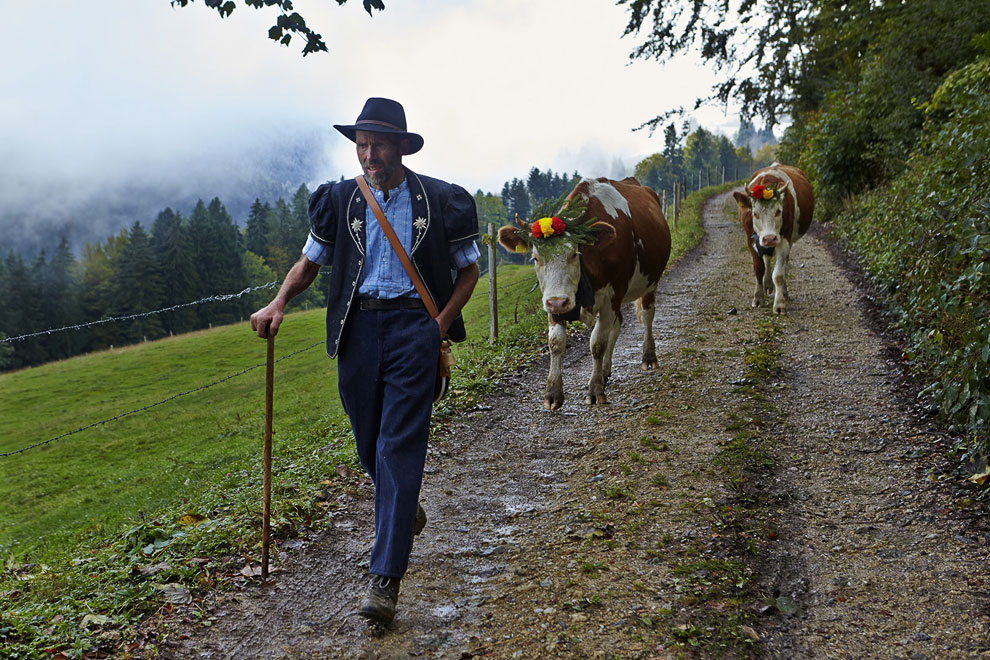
308;182;337;247
442;184;480;244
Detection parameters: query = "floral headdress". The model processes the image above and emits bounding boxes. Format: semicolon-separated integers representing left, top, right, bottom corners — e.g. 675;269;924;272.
749;182;784;203
507;194;600;255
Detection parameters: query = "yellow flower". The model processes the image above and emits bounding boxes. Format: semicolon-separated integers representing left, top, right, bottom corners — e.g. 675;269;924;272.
538;217;555;237
515;244;528;254
763;187;774;200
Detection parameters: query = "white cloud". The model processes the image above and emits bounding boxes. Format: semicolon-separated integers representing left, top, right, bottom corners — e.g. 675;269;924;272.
0;0;742;251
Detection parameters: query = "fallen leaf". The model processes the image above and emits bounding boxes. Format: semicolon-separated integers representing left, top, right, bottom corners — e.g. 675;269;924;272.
739;624;760;641
156;583;192;604
968;469;990;487
134;562;172;577
80;614;110;628
335;464;352;478
240;564;263;577
177;513;206;526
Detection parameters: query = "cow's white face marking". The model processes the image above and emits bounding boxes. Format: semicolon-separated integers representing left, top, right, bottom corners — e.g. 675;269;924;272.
533;240;581;313
752;198;785;247
748;167;796;248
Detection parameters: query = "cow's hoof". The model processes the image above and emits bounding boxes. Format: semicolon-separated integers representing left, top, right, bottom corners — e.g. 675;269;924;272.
774;304;786;314
642;358;658;371
544;397;564;411
586;393;608;405
751;299;761;308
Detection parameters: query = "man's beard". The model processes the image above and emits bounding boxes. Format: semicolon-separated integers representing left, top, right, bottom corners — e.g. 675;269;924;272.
363;159;397;187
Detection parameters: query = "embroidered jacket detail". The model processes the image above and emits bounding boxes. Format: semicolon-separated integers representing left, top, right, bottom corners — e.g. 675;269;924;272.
409;172;431;253
346;191;365;254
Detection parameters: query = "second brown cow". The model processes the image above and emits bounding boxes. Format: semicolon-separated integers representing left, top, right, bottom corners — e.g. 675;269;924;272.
732;164;815;313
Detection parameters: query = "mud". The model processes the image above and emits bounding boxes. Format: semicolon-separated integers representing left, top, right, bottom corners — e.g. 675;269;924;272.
156;191;990;659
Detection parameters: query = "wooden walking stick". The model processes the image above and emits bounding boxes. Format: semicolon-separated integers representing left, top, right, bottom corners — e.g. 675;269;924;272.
262;326;274;580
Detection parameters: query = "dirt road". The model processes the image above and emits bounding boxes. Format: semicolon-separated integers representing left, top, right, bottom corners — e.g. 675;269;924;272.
159;191;990;659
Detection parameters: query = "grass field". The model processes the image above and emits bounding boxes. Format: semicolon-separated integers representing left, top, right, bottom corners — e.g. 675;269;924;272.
0;266;544;552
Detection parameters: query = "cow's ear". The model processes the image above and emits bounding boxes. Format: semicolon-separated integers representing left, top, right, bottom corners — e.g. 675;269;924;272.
733;191;751;209
498;225;527;253
589;221;616;250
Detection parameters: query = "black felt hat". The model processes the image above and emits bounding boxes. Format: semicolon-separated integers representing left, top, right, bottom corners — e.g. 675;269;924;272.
333;97;424;155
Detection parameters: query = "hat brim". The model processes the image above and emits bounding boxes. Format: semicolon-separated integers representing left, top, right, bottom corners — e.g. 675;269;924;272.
334;124;424;155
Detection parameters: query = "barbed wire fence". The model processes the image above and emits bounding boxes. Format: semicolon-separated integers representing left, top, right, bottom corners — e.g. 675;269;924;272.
0;339;322;458
1;265;538;459
0;281;281;344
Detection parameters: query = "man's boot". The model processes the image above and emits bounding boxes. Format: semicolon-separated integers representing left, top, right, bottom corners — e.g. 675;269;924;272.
358;574;400;625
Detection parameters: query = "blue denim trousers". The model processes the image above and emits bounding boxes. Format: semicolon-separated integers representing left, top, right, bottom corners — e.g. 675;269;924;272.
337;306;440;578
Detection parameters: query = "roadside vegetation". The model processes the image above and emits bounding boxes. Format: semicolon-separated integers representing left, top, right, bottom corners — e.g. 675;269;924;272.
622;0;990;462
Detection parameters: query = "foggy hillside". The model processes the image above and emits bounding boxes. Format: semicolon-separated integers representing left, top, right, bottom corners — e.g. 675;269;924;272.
0;129;336;258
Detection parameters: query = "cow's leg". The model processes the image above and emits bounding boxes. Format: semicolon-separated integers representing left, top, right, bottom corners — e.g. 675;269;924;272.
544;320;566;410
771;241;792;314
588;308;618;405
602;309;623;383
750;246;767;308
759;255;773;305
637;292;658;370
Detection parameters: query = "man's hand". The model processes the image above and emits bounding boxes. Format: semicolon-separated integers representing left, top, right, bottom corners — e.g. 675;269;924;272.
248;255;322;339
436;262;480;337
250;302;285;339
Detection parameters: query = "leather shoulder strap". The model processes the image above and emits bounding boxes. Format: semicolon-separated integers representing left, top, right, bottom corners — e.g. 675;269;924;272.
355;175;440;319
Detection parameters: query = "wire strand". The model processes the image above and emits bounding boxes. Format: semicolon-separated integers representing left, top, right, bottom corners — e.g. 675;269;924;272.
1;281;281;344
0;339;322;458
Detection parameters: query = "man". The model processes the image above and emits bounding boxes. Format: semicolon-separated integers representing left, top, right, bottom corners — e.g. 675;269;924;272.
250;97;480;625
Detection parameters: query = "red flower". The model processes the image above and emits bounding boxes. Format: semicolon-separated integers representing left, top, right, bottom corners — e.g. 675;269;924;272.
531;221;542;239
750;184;766;199
551;216;566;235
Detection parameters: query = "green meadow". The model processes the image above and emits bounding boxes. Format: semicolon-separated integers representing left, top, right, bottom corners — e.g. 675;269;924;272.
0;266;545;552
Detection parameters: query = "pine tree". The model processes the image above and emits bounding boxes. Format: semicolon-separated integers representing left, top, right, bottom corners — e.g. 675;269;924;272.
206;198;247;325
244;198;272;260
41;238;81;359
111;222;165;343
4;252;45;367
151;208;200;335
79;234;125;351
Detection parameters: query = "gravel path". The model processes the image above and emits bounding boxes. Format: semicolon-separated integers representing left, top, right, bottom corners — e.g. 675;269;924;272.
156;190;990;660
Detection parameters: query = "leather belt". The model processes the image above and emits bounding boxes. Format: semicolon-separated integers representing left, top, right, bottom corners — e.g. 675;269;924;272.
358;297;425;311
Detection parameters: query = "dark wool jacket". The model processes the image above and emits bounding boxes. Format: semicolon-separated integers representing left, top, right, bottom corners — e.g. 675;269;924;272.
308;168;479;358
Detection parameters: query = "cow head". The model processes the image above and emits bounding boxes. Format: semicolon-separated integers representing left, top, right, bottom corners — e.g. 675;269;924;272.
737;179;788;251
498;205;615;317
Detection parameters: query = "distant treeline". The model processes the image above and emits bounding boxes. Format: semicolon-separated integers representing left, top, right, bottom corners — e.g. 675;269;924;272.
0;189;324;372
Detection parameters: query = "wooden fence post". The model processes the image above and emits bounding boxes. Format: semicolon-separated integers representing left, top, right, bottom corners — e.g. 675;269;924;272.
488;222;498;344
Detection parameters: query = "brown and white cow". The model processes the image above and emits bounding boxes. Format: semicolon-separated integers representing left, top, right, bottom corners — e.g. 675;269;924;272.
498;177;671;410
732;164;814;314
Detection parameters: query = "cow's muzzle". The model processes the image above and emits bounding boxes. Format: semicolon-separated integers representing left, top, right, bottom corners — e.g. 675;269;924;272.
752;233;776;258
545;297;573;315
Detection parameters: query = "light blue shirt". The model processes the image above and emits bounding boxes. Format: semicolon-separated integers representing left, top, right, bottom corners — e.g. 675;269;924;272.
302;176;480;298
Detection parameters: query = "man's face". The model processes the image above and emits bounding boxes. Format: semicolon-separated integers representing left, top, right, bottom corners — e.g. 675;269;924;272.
356;130;404;188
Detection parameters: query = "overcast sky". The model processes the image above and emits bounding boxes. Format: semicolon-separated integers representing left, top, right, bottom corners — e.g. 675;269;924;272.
0;0;741;249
